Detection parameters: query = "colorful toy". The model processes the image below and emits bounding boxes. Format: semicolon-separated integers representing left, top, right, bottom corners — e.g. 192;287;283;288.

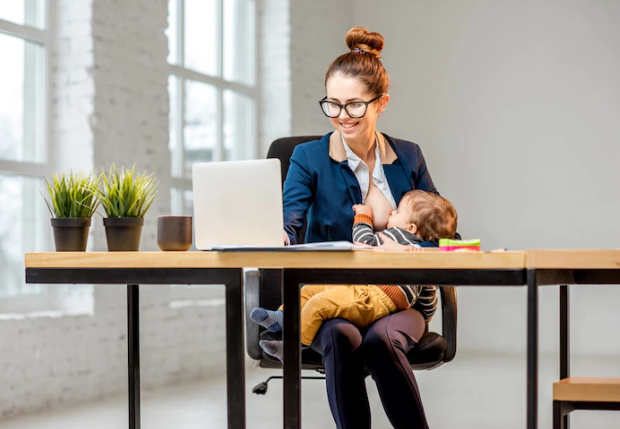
439;238;481;252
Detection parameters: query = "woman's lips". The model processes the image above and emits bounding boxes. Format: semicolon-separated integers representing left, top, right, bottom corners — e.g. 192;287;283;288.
340;122;359;132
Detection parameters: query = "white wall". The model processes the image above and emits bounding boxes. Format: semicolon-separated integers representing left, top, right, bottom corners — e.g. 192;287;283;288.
289;0;353;136
351;0;620;355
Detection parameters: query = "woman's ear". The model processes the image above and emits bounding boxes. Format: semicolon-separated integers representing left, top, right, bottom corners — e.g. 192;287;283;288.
379;94;390;112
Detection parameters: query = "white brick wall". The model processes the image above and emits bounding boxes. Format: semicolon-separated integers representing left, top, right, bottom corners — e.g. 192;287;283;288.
258;0;291;157
51;0;95;173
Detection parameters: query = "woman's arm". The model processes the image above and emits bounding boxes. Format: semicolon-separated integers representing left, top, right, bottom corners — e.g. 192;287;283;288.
282;146;315;245
414;144;438;194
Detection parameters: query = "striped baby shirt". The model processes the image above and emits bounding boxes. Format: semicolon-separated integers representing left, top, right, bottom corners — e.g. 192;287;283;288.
352;214;438;321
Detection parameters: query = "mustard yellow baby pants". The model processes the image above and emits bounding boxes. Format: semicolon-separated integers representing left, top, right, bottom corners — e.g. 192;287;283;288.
280;285;397;346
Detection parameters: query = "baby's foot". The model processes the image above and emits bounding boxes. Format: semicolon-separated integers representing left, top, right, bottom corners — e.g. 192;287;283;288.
250;307;283;333
259;340;284;362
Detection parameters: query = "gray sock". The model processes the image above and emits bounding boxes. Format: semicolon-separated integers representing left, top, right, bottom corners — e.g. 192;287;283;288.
258;341;310;363
250;307;283;333
259;340;284;362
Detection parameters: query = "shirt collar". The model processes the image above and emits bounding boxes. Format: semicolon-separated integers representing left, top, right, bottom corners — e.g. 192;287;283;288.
341;133;383;173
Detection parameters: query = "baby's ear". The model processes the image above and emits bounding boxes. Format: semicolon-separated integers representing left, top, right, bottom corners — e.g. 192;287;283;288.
408;224;418;234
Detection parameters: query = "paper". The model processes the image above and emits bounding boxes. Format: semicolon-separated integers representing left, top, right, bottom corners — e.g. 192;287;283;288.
210;241;375;252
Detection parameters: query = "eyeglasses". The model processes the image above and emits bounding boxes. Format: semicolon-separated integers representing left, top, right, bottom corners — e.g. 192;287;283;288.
319;94;383;119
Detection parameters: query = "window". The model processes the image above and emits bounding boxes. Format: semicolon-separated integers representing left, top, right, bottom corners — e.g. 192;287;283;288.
167;0;257;202
166;0;257;302
0;0;52;312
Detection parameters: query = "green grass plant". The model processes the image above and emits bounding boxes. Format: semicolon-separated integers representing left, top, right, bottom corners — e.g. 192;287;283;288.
43;171;100;218
97;164;158;218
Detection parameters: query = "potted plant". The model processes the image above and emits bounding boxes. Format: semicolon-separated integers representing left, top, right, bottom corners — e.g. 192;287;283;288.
97;164;158;251
43;171;100;252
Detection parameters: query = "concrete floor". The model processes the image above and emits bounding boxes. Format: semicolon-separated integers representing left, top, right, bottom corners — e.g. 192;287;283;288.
0;353;618;428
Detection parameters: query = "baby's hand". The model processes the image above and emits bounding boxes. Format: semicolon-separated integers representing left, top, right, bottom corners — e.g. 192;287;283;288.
352;204;373;216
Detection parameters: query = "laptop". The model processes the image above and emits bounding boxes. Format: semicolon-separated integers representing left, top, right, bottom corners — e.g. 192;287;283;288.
192;159;284;250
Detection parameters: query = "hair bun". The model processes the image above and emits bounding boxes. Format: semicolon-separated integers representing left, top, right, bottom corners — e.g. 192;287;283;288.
345;26;384;59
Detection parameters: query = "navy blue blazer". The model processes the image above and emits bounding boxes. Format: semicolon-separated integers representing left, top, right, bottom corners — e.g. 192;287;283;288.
283;132;439;246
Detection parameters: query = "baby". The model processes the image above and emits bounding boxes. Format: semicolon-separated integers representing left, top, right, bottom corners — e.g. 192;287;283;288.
251;190;458;361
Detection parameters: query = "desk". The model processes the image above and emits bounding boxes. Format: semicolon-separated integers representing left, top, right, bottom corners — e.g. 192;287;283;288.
525;250;620;429
35;251;614;428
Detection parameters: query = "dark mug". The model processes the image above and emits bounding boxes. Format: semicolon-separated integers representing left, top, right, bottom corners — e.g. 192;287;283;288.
157;216;192;251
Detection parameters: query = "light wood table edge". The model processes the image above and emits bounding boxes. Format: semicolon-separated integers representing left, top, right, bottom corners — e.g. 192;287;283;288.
553;377;620;402
526;249;620;269
25;250;525;270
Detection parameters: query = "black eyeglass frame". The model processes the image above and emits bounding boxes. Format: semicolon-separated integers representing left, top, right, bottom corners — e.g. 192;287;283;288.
318;94;384;119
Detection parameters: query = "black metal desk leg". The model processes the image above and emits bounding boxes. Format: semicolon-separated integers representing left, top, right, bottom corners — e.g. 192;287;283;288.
527;270;538;429
225;269;246;429
282;270;302;429
127;284;140;429
560;285;570;429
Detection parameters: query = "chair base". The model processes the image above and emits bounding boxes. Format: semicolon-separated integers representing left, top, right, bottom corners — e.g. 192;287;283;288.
252;375;326;395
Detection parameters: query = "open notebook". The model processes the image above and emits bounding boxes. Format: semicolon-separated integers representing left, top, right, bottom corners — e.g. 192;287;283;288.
210;241;376;252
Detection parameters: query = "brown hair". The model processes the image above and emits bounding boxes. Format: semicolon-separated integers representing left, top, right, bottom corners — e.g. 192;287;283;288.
325;26;390;97
404;190;458;242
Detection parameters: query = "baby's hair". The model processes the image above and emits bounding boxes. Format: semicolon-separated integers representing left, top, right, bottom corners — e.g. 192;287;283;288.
403;190;457;242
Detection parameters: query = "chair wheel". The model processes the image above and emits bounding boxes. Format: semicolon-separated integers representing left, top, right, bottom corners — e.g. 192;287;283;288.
252;381;268;395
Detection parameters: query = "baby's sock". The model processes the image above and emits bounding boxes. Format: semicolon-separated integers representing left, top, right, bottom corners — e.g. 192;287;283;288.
258;341;310;363
250;307;283;333
259;340;284;362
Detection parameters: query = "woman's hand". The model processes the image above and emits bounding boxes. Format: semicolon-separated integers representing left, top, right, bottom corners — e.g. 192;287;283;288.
376;232;421;252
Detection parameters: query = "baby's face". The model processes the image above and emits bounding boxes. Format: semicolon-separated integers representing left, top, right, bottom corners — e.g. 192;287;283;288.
387;197;414;231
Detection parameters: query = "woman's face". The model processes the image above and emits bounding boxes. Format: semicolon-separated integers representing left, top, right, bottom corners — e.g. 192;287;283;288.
325;73;389;141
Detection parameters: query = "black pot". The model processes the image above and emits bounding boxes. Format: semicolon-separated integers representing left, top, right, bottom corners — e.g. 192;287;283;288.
51;218;91;252
103;217;144;251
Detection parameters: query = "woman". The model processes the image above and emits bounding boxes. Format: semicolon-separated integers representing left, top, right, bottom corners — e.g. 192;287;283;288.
282;27;436;429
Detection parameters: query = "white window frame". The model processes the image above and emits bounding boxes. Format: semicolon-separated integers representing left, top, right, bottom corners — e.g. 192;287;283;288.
168;0;258;200
0;1;59;314
168;0;258;302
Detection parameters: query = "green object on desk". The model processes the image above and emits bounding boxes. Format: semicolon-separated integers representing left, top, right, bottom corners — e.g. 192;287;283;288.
439;238;481;247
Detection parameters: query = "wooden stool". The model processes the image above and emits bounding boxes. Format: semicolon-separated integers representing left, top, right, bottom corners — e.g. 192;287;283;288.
553;377;620;429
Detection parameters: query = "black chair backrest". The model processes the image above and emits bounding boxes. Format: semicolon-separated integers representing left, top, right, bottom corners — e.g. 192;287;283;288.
267;135;322;244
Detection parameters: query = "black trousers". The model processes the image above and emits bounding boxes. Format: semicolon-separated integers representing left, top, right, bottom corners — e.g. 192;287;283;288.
310;308;430;429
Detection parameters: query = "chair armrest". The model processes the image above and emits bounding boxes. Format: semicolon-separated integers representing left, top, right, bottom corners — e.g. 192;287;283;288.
244;269;262;360
440;286;457;362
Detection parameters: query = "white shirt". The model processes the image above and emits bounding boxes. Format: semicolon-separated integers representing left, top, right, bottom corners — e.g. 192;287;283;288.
341;133;397;209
